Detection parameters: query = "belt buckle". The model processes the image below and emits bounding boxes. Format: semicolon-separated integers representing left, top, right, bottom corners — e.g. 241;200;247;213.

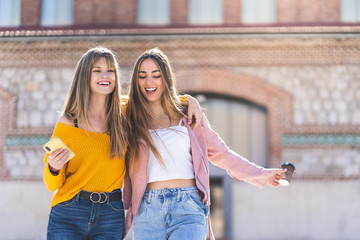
90;192;107;203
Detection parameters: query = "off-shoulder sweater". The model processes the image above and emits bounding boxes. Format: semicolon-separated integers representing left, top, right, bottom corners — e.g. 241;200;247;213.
43;123;125;207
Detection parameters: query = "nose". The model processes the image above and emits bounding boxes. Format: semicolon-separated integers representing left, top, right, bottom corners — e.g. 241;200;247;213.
145;76;152;84
102;71;110;78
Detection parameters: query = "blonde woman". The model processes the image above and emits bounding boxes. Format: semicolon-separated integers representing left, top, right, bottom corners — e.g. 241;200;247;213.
43;47;202;239
124;48;286;240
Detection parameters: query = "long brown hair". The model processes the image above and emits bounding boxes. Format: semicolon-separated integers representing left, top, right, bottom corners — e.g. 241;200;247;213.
63;46;128;159
126;48;185;169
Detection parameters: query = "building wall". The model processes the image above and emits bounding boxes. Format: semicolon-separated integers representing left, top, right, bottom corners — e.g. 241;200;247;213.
0;34;359;239
2;36;359;181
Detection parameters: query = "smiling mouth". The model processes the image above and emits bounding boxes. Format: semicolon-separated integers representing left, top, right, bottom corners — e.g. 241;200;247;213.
145;88;157;92
98;81;111;86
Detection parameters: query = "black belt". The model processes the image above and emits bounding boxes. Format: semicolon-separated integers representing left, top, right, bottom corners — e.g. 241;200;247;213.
79;189;122;204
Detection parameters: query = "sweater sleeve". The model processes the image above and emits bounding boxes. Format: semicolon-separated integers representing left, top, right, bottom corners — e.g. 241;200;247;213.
179;94;190;105
43;152;67;192
200;113;272;188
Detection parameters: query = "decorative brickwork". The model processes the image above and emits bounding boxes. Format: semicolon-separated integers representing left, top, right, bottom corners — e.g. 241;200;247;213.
1;36;360;68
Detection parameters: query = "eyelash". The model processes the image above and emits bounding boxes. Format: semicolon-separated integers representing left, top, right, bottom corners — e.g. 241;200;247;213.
138;75;161;79
93;70;115;73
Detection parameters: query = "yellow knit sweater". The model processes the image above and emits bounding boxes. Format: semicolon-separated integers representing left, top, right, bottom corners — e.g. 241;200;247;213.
43;123;126;207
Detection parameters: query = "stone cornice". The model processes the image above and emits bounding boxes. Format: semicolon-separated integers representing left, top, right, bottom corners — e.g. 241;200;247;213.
1;25;360;38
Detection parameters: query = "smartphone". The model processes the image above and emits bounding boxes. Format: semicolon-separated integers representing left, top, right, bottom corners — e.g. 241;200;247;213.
42;137;75;162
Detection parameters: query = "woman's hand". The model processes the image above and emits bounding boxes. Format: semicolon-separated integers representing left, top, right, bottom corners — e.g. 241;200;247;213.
187;96;203;128
267;168;287;187
47;148;70;173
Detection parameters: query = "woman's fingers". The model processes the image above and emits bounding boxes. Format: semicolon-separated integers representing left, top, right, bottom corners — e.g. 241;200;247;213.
56;149;70;167
268;169;287;187
48;148;69;170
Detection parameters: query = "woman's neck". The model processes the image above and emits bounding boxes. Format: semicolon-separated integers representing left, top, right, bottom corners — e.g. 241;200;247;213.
149;103;179;129
150;105;165;120
89;95;108;117
82;95;108;133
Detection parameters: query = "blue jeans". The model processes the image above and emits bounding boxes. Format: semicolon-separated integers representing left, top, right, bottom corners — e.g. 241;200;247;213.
47;189;124;240
133;186;208;240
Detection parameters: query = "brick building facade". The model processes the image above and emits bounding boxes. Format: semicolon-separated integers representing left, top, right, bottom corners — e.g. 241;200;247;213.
0;0;359;239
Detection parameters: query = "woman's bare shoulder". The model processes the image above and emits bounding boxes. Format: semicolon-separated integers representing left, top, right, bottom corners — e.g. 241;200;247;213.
57;114;74;126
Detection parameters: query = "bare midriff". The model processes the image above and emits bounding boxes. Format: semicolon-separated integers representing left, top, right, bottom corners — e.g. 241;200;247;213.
146;178;196;190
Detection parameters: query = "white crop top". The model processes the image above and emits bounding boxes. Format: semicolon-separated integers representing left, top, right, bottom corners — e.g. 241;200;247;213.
147;120;195;183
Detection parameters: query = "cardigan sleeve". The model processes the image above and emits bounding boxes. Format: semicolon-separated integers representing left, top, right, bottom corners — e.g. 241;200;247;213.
200;113;272;188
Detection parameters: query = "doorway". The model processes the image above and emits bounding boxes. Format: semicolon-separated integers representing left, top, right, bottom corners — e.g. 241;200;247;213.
194;93;269;240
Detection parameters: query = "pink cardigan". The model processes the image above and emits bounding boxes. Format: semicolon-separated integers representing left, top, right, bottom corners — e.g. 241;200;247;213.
123;114;273;239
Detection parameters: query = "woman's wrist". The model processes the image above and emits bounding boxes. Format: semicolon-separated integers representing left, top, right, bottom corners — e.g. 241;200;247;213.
48;164;59;175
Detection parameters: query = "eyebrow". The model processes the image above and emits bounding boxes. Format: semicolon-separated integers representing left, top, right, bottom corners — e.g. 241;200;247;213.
139;70;160;74
93;65;114;68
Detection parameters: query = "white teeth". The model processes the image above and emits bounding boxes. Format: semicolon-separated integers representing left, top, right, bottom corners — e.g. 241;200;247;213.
146;88;156;91
98;82;110;85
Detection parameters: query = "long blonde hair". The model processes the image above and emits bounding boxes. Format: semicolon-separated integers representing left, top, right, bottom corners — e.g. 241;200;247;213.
126;48;186;169
63;46;128;159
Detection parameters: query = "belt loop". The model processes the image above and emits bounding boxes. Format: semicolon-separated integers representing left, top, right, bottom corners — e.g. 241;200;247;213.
176;189;181;202
75;191;81;201
147;190;151;204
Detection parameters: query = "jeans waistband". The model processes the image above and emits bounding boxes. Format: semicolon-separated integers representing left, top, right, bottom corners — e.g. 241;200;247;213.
143;186;198;203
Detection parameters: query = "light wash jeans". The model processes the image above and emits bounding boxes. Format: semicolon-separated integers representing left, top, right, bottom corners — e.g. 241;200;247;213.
133;186;208;240
47;189;124;240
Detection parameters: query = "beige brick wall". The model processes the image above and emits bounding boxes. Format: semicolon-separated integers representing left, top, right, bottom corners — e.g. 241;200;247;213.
0;35;359;181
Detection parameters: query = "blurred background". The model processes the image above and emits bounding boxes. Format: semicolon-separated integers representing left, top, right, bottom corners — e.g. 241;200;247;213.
0;0;360;239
